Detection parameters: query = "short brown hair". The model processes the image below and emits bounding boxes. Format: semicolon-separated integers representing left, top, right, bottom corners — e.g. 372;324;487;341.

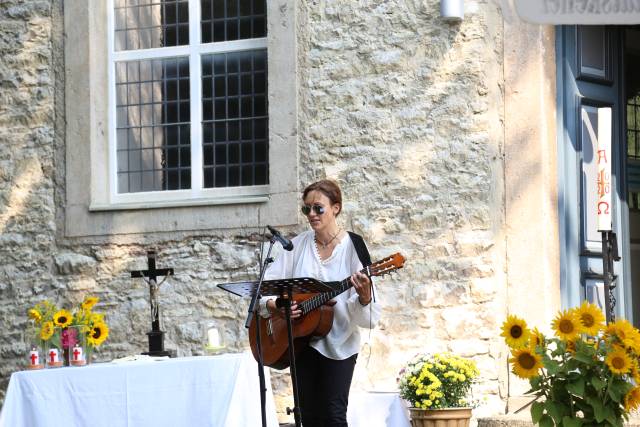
302;179;342;216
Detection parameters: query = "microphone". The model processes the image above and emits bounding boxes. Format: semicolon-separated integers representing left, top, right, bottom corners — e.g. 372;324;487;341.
267;225;294;251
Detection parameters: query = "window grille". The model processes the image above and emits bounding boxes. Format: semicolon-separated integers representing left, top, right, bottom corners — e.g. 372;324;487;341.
628;73;640;211
110;0;268;196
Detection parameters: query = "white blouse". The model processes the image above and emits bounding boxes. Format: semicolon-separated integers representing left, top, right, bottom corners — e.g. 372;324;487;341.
259;230;381;360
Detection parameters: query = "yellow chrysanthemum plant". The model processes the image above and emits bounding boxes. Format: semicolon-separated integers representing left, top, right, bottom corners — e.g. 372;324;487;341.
397;353;480;410
502;302;640;427
26;296;109;365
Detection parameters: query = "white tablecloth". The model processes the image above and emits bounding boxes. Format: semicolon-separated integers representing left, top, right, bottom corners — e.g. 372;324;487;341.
0;352;279;427
347;391;411;427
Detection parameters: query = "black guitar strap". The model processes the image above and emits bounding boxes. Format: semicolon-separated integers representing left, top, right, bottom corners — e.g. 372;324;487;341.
348;231;371;267
348;231;375;303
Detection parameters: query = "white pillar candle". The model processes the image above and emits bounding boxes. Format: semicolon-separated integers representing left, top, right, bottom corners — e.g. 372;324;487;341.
597;107;612;231
29;350;39;365
72;346;83;361
47;348;59;364
208;328;220;348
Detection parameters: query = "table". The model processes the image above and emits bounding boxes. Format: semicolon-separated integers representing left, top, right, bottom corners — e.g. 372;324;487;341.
347;391;411;427
0;352;279;427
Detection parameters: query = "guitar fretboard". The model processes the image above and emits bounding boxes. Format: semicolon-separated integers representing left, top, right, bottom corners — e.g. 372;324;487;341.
299;266;369;314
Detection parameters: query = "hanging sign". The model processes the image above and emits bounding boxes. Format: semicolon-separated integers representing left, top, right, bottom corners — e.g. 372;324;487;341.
597;107;612;232
508;0;640;24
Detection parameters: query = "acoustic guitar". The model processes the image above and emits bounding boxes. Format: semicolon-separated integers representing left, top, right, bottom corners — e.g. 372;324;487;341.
248;253;406;369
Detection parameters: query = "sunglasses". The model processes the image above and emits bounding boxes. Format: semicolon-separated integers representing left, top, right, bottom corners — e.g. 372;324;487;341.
301;205;326;216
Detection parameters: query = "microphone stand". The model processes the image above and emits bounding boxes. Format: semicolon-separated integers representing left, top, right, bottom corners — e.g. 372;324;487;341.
244;239;275;427
278;287;302;427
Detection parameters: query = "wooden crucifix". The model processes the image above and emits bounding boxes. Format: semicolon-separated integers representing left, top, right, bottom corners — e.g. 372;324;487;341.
130;250;174;357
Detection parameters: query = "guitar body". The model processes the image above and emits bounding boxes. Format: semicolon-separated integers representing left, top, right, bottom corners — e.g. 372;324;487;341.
246;253;405;370
249;293;334;370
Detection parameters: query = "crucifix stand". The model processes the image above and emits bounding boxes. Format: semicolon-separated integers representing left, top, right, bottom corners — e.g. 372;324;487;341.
130;250;174;357
601;230;620;324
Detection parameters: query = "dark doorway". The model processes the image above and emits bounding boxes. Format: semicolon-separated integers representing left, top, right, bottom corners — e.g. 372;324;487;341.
624;27;640;325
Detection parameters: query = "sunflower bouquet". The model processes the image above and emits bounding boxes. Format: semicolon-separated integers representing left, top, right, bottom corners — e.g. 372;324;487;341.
397;352;480;410
27;296;109;364
501;302;640;427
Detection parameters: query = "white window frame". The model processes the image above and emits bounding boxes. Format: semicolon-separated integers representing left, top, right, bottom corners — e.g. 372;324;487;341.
105;0;269;207
64;0;298;237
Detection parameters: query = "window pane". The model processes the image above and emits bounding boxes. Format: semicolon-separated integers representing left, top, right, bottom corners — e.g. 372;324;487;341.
111;1;271;196
115;57;191;193
581;27;605;70
201;49;268;188
201;0;267;43
627;61;640;211
114;0;189;51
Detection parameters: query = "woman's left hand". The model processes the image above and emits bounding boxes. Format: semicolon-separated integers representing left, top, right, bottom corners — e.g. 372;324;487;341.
351;272;372;306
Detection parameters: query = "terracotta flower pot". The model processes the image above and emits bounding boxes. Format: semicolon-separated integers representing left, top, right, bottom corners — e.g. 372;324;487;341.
409;407;472;427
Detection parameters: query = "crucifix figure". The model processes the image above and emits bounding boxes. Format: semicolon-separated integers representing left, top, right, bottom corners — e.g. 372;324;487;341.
130;250;174;357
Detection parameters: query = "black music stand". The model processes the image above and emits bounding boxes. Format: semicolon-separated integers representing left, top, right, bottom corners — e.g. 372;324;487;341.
218;277;333;427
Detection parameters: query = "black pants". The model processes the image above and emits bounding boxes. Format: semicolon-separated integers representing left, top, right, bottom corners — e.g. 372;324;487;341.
296;345;358;427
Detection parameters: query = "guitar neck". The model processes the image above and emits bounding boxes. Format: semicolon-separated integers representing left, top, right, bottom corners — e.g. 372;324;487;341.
299;266;369;315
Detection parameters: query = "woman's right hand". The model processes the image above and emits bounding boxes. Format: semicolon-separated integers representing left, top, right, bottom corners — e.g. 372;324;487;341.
267;298;302;319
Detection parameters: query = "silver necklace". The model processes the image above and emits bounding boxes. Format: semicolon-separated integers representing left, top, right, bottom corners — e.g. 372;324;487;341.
315;229;341;249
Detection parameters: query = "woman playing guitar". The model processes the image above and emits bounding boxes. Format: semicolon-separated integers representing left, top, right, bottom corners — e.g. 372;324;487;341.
259;179;381;427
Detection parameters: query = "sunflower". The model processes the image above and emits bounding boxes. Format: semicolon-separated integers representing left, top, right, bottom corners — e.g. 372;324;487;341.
606;320;637;347
28;308;42;323
81;296;99;311
529;327;545;349
509;347;543;379
573;301;605;336
40;321;54;340
87;322;109;347
624;332;640;354
53;309;73;328
501;315;530;349
552;309;582;341
90;313;104;324
626;386;640;412
632;359;640;384
605;348;633;375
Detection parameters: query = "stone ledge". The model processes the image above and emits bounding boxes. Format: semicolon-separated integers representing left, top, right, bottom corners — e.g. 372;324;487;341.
477;415;640;427
477;418;534;427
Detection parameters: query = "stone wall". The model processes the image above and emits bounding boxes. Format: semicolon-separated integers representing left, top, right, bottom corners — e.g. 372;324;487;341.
0;0;61;402
294;0;506;416
0;0;509;419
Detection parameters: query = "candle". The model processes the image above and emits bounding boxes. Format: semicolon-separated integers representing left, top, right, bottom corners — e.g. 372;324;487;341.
73;345;83;361
48;348;59;364
208;328;220;348
29;349;39;365
597;107;612;232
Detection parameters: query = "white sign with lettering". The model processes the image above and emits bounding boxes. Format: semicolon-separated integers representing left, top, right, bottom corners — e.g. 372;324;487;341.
509;0;640;24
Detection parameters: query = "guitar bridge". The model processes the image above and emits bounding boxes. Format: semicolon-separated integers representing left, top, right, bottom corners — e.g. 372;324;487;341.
266;318;273;336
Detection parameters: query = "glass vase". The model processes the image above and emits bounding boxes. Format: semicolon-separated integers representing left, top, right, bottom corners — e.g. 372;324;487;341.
70;325;89;366
204;323;226;355
60;325;89;366
25;324;45;370
45;347;63;368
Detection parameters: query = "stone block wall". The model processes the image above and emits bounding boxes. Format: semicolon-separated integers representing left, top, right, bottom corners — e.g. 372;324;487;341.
0;0;61;401
293;0;506;416
0;0;509;419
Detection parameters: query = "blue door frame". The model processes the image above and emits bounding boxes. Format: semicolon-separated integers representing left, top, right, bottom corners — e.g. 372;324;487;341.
556;25;633;320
